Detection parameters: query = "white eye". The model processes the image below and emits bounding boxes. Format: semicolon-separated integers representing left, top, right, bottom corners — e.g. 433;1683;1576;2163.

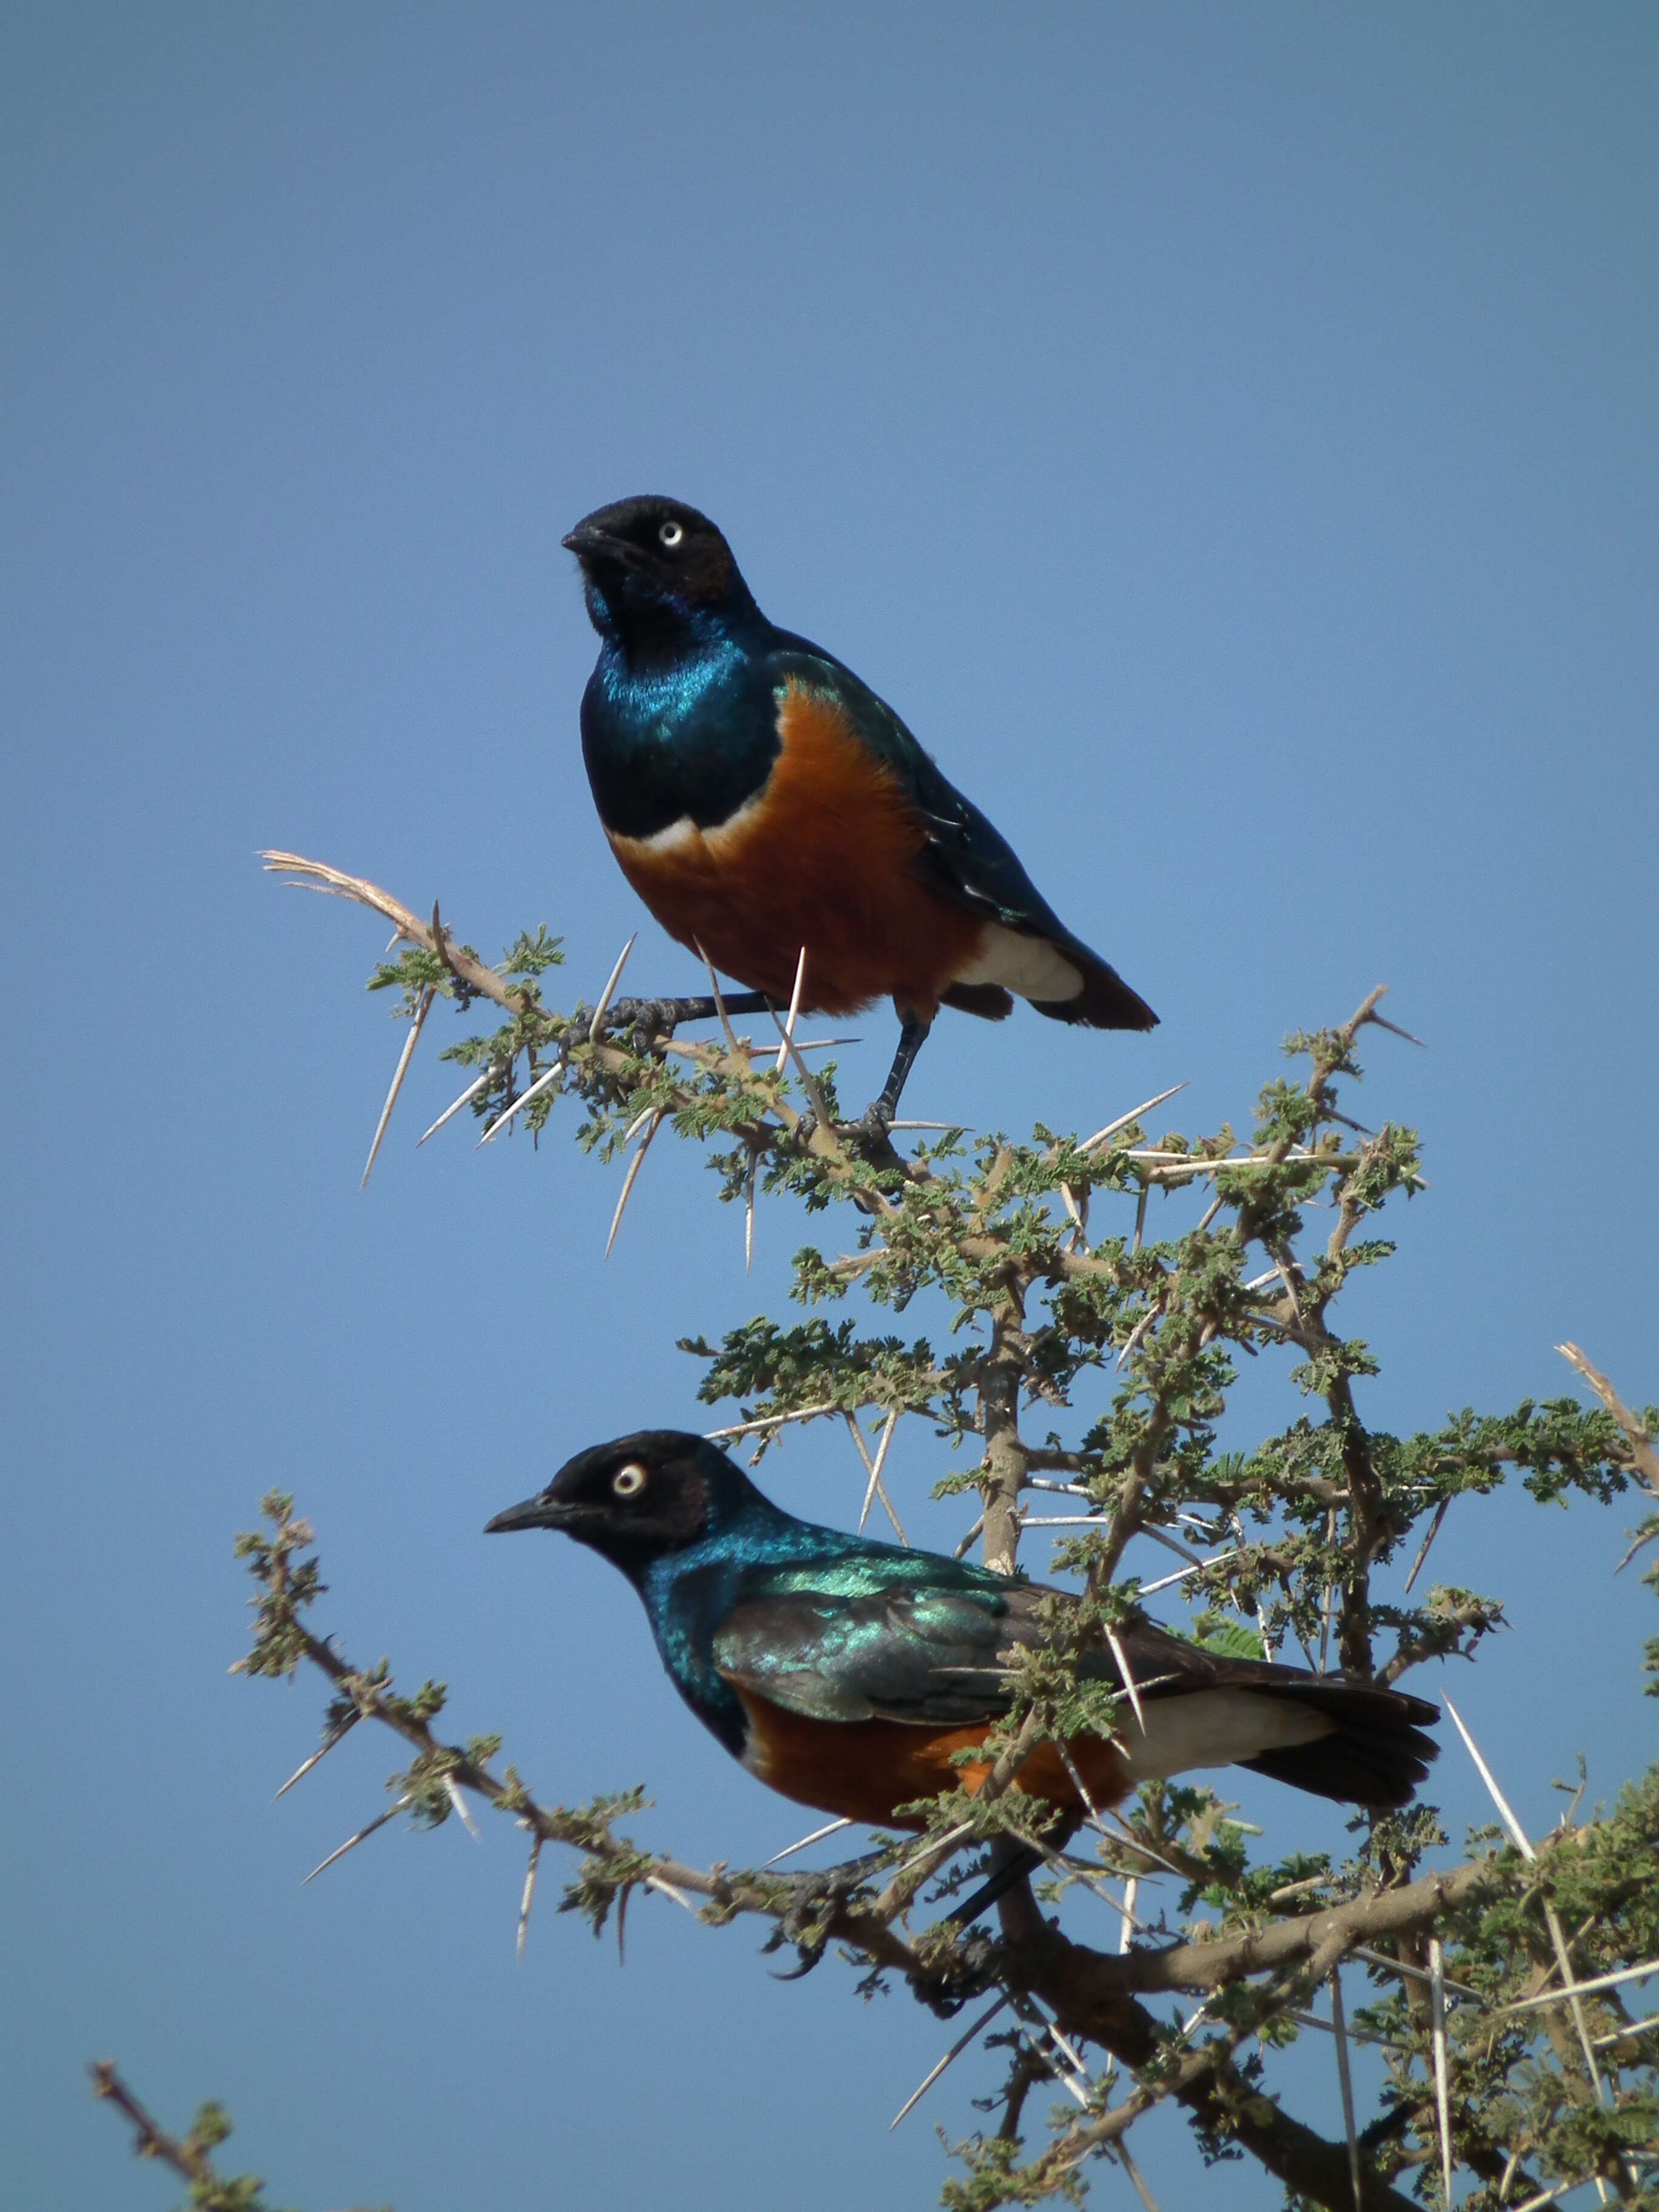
658;520;684;548
612;1462;648;1498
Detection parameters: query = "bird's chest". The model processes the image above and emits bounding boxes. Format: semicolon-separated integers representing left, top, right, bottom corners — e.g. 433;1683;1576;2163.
580;651;777;842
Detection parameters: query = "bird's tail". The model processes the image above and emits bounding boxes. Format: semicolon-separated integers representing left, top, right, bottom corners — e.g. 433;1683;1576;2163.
1236;1678;1440;1811
1031;937;1158;1032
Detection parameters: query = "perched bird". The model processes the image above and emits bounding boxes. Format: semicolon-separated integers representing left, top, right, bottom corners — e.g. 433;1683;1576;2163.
486;1432;1439;1835
562;497;1158;1124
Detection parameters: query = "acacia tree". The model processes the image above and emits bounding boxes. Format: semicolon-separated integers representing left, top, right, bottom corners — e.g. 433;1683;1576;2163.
96;852;1659;2212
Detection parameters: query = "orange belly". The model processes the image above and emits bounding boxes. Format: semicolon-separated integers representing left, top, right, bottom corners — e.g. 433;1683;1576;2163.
606;680;986;1020
732;1687;1133;1830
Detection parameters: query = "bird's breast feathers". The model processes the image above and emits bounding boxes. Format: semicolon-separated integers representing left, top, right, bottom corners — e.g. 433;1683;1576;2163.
605;677;988;1014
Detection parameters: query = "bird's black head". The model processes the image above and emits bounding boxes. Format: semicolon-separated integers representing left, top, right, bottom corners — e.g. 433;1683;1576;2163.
562;496;757;648
485;1429;773;1580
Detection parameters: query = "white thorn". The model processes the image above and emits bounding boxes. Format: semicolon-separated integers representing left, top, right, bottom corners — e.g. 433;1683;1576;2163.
273;1715;358;1800
646;1872;698;1914
1403;1496;1452;1595
691;939;739;1051
744;1150;757;1274
857;1408;901;1536
889;1994;1009;2130
1329;1967;1363;2212
1080;1081;1190;1155
703;1399;839;1441
775;946;808;1075
606;1112;663;1259
764;1816;854;1867
1503;1958;1659;2014
1429;1937;1454;2209
444;1774;480;1840
417;1068;491;1147
303;1794;413;1884
588;934;637;1043
517;1833;543;1962
478;1060;562;1145
361;988;433;1187
1441;1694;1535;1860
1105;1627;1147;1735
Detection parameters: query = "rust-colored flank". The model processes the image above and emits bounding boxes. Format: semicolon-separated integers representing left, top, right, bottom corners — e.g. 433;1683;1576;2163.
732;1684;1133;1829
606;679;986;1019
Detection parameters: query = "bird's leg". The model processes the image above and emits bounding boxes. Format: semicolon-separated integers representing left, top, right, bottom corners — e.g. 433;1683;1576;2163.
943;1838;1046;1931
865;1010;932;1130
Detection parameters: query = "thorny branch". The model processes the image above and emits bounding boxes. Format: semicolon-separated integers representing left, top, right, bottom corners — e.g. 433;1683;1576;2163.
198;854;1659;2212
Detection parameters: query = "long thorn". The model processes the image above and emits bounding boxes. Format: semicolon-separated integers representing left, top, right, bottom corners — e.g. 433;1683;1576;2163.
1105;1627;1147;1735
857;1408;901;1536
605;1113;663;1259
1080;1082;1190;1155
1404;1496;1452;1595
775;946;808;1075
1503;1958;1659;2014
273;1713;359;1799
771;1004;836;1136
303;1794;412;1883
1330;1967;1363;2212
361;988;433;1186
1430;1937;1454;2208
889;1995;1009;2130
517;1832;542;1963
845;1409;907;1544
1115;2137;1163;2212
704;1400;839;1441
417;1068;491;1147
1119;1873;1139;1954
444;1774;480;1840
691;940;739;1051
588;934;637;1042
478;1059;561;1145
764;1816;854;1868
1441;1694;1535;1859
744;1149;757;1274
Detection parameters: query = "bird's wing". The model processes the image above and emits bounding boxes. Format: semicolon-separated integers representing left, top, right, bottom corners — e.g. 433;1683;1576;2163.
710;1566;1188;1728
766;638;1076;942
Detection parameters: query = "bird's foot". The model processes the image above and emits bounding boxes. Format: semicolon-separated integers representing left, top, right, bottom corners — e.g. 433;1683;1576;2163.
589;990;774;1048
794;1102;902;1165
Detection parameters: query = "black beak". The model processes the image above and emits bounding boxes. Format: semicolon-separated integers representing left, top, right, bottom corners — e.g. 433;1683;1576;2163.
561;524;638;568
484;1490;571;1535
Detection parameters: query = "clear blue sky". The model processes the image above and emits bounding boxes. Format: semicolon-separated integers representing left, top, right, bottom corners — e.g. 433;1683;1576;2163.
3;8;1655;2208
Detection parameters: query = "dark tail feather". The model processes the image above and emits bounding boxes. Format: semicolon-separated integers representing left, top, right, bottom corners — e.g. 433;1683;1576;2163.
941;982;1014;1021
1241;1682;1440;1811
1031;939;1158;1032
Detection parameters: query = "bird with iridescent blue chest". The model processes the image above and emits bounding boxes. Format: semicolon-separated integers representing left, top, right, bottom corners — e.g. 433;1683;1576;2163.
562;497;1158;1128
488;1432;1439;1872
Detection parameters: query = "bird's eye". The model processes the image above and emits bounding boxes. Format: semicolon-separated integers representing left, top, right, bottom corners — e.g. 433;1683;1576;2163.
612;1463;648;1498
658;520;684;549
